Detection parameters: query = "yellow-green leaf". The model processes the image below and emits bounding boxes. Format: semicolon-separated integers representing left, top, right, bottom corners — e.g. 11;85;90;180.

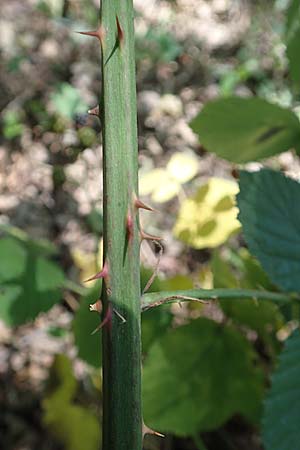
139;152;199;203
174;178;240;248
139;168;180;203
166;152;198;183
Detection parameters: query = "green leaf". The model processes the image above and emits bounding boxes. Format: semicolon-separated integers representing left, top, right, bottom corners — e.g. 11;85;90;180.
51;83;87;120
262;329;300;450
211;251;238;289
141;266;163;293
238;169;300;292
86;208;103;235
0;238;27;282
142;306;172;354
286;0;300;85
143;318;264;436
0;224;58;256
0;237;64;326
190;97;300;163
43;354;100;450
212;250;283;337
73;286;102;368
2;111;24;139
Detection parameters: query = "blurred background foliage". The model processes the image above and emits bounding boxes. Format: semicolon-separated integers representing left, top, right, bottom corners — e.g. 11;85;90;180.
1;0;300;449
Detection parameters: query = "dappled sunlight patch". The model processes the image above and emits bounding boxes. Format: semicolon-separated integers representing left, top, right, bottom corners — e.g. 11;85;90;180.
139;151;199;203
174;178;240;248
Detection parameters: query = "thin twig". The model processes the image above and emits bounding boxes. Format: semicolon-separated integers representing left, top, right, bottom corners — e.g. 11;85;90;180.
141;288;298;312
142;295;208;312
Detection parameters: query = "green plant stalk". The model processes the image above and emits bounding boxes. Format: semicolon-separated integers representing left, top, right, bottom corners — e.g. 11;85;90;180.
100;2;142;450
141;288;299;310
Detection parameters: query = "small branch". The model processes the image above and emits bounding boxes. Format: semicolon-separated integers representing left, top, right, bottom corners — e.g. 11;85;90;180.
141;288;298;312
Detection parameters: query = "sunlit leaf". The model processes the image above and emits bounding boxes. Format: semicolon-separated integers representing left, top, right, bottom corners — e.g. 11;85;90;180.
139;169;167;196
139;152;199;203
166;152;198;184
174;178;240;248
152;178;180;203
190;97;300;163
139;168;179;203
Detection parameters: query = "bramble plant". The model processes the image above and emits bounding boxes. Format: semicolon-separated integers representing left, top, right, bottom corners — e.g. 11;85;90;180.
1;1;300;450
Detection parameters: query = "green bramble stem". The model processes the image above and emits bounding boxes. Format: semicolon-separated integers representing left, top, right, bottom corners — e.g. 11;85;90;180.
100;1;142;450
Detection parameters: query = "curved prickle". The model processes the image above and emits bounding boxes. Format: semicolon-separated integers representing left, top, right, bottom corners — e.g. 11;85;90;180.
134;197;154;212
76;26;104;43
140;230;163;242
84;260;109;283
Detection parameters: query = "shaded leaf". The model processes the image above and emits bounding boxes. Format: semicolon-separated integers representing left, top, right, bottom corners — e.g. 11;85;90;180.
286;0;300;86
73;286;102;368
262;329;300;450
143;318;264;436
161;274;194;291
238;169;300;292
141;266;164;293
212;250;283;345
0;224;58;256
86;208;103;235
190;97;300;163
0;237;64;326
43;354;100;450
174;178;240;248
142;306;173;354
0;237;27;282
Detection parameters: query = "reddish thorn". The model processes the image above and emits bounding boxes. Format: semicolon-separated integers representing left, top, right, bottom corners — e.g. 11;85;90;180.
116;16;124;45
84;261;109;282
88;106;100;116
126;210;134;242
143;423;165;438
89;300;102;313
134;198;154;212
76;26;104;42
140;230;163;242
91;304;112;335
